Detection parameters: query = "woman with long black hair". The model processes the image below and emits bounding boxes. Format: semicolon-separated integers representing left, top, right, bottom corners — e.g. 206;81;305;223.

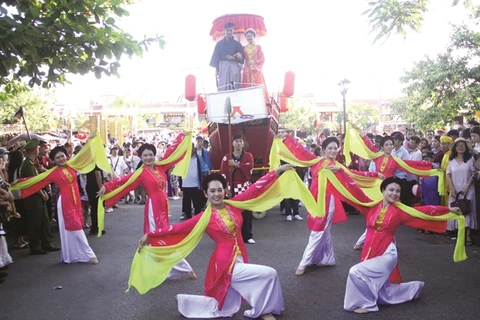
446;138;477;245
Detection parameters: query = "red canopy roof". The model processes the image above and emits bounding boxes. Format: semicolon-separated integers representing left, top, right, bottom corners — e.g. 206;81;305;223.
210;14;267;40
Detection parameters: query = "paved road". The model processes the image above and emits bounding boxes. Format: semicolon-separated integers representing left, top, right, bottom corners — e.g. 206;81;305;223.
1;201;480;320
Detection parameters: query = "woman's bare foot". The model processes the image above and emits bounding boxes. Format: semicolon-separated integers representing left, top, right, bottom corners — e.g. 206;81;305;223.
353;308;369;314
187;271;197;280
261;314;276;320
90;258;99;264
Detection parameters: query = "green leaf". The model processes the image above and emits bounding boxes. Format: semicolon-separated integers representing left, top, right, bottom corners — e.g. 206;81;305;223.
30;6;40;18
0;0;164;89
105;17;115;25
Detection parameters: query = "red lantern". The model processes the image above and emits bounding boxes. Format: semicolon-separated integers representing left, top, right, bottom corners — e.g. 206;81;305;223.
185;74;196;101
282;71;295;97
279;94;289;113
77;132;87;140
197;94;206;115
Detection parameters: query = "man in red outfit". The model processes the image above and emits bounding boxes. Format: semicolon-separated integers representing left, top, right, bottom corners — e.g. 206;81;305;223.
220;133;255;244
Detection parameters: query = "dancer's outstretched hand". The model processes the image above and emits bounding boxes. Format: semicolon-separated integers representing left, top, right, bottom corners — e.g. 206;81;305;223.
275;164;295;175
351;123;365;137
97;186;106;197
450;207;462;215
138;234;148;252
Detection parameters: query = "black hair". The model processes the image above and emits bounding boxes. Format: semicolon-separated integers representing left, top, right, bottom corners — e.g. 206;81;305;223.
423;151;435;159
449;141;473;162
49;146;68;161
201;173;227;193
136;143;157;170
433;135;441;142
380;136;394;147
232;133;245;141
322;137;339;150
380;176;404;192
7;150;24;181
137;144;157;158
410;136;421;144
471;126;480;136
447;129;459;137
461;129;471;140
392;133;404;142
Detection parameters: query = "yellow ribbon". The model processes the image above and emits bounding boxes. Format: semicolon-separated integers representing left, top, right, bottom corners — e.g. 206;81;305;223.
11;135;112;191
126;170;314;294
269;135;466;262
342;123;445;194
98;134;193;236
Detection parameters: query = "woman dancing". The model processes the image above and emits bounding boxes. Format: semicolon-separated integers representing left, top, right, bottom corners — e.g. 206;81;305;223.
276;134;379;275
344;176;462;313
13;146;98;264
134;165;297;320
98;133;196;279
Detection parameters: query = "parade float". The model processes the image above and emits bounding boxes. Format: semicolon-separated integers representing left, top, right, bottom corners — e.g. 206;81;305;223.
185;13;294;181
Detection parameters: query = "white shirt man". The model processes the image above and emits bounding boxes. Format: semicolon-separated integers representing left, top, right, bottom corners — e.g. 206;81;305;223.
109;146;128;178
406;136;423;182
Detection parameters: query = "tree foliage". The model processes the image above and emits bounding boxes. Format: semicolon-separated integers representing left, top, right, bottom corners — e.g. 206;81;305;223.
363;0;470;43
388;97;422;127
363;0;429;43
0;0;165;93
397;24;480;130
279;99;316;134
346;102;379;129
0;89;54;132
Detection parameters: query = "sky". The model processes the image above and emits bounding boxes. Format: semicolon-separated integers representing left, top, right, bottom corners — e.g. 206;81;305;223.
55;0;474;108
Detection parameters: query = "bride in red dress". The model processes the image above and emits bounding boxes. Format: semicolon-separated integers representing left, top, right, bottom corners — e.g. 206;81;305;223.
242;28;268;100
